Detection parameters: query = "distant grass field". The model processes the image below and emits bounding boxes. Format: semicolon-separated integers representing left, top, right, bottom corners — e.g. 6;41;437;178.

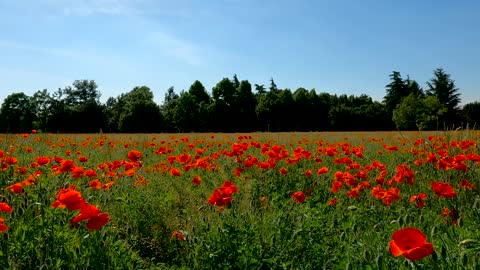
0;130;479;269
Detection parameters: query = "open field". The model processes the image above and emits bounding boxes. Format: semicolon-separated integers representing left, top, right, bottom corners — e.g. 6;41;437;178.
0;131;479;269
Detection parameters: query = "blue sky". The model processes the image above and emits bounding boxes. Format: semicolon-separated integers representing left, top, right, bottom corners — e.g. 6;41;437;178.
1;0;479;105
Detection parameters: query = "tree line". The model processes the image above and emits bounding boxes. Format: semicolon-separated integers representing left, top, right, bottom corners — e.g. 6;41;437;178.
1;68;479;133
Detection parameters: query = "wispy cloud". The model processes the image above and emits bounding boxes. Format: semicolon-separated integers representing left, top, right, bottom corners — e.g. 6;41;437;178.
147;31;203;67
41;0;195;18
45;0;132;16
0;39;81;60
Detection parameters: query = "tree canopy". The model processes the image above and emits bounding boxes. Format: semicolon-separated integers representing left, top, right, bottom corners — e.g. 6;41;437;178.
0;68;476;133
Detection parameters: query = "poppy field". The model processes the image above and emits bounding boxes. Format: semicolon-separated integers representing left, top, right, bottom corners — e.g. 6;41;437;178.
0;131;480;269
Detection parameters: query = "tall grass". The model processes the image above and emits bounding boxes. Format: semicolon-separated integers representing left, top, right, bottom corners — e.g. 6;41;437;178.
0;131;479;269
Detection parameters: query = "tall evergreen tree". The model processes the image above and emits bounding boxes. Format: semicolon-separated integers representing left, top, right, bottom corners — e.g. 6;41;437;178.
383;71;407;114
426;68;461;126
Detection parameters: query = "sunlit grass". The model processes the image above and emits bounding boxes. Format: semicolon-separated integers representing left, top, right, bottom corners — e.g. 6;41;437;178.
0;131;479;269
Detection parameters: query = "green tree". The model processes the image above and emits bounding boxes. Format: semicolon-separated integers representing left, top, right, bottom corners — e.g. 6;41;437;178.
117;86;164;132
405;77;424;98
462;101;480;129
426;68;461;126
31;89;52;131
254;84;266;96
392;94;423;130
330;94;388;131
0;92;36;132
235;80;257;131
269;78;278;93
232;74;240;89
160;87;180;132
392;94;446;130
256;89;295;131
383;71;407;114
173;81;211;132
211;78;237;131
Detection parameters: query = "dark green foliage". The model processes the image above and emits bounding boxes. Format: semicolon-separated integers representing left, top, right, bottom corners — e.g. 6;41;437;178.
462;101;480;128
426;68;461;127
0;92;36;132
392;94;446;131
330;94;389;131
117;86;164;133
0;69;470;133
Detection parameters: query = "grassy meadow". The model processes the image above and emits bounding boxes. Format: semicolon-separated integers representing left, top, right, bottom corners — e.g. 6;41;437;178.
0;131;479;269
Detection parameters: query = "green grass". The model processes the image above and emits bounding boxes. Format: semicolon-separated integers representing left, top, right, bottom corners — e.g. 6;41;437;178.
0;131;479;269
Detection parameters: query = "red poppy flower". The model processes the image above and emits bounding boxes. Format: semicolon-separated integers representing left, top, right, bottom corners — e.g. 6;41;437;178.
347;187;360;199
279;167;288;175
192;175;202;186
51;185;86;211
317;167;328;175
86;213;110;230
409;193;427;208
171;231;185;241
169;168;181;177
59;159;75;173
89;179;102;190
73;204;101;223
431;181;457;198
328;198;338;206
0;218;8;233
36;156;51;166
208;189;232;207
390;227;434;260
219;181;238;196
7;183;23;194
0;202;12;213
127;150;142;162
291;191;306;203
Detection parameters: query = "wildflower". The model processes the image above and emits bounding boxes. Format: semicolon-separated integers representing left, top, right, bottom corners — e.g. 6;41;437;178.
89;179;102;190
86;213;110;230
390;227;434;260
84;169;97;178
331;181;343;193
317;167;328;175
291;191;306;203
208;189;231;207
73;204;100;222
192;175;202;186
328;198;338;206
0;202;12;213
102;181;116;190
51;185;86;211
440;207;460;225
279;167;288;175
347;187;360;199
7;183;23;194
171;231;185;241
458;179;476;190
0;218;8;232
409;193;427;208
127;150;142;162
382;188;401;206
36;156;51;166
219;181;238;195
431;181;457;198
208;181;238;207
170;168;181;177
59;159;75;173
